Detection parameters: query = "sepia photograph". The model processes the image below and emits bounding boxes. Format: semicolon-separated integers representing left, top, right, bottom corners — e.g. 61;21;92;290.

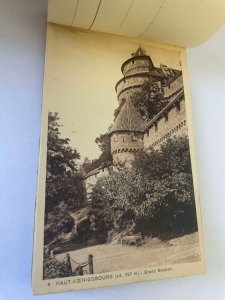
3;0;225;298
33;24;204;289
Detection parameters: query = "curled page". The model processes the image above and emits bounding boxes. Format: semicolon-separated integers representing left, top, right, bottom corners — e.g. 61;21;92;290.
48;0;225;47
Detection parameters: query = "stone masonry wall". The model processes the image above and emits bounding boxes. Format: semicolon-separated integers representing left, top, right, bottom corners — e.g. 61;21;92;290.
84;167;110;201
111;132;144;167
117;75;149;104
163;74;183;98
84;100;187;200
143;98;187;150
122;56;152;76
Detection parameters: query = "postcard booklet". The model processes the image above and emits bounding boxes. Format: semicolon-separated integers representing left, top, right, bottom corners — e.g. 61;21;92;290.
32;1;209;294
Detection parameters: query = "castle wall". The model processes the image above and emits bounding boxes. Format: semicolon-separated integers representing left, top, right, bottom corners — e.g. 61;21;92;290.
118;86;142;104
143;98;187;150
117;76;162;104
85;99;187;200
116;73;183;105
111;132;144;167
83;48;187;202
163;74;183;98
122;56;153;76
116;75;149;103
84;167;110;201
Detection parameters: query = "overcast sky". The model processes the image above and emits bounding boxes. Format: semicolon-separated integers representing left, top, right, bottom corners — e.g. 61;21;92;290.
43;24;182;161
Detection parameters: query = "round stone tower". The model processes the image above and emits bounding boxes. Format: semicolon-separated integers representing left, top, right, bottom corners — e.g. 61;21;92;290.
110;99;146;168
115;46;164;105
110;46;168;168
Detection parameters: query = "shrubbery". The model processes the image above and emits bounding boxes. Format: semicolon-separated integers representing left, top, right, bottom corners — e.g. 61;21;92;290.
44;202;75;245
43;253;72;279
44;112;85;246
131;79;168;120
45;112;84;215
90;136;198;241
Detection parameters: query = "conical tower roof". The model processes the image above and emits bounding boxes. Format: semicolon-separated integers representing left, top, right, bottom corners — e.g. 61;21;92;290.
110;100;147;134
132;45;147;57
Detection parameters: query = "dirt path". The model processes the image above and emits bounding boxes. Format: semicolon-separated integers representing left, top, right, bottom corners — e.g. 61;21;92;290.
56;232;201;274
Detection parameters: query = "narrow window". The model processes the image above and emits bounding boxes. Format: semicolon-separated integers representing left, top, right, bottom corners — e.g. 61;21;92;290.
165;113;168;122
176;102;181;111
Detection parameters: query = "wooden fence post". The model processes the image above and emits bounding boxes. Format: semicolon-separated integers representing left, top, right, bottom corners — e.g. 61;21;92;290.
65;253;73;275
50;250;55;259
88;254;94;274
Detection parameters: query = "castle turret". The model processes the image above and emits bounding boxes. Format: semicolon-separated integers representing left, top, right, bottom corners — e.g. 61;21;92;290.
110;46;183;168
110;99;146;168
115;46;166;105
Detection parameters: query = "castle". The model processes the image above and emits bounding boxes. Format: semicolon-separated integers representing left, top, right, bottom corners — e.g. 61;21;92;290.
83;46;188;197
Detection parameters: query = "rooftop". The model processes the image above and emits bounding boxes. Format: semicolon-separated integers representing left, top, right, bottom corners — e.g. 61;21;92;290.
131;46;147;57
110;99;147;134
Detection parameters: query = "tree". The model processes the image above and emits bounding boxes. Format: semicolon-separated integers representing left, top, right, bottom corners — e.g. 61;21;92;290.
95;127;112;165
131;79;168;120
90;136;197;240
45;112;84;215
133;136;193;179
44;202;75;244
82;126;112;174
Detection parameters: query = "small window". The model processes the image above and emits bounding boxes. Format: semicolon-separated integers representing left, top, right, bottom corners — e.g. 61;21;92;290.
165;113;168;122
176;102;181;111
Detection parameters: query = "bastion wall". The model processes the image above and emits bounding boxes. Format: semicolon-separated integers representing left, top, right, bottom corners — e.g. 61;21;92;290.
143;98;187;150
111;132;144;167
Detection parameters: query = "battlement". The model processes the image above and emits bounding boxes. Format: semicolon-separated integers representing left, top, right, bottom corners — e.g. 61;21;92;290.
143;92;187;150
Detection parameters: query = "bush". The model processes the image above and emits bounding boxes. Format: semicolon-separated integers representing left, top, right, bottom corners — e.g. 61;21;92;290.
90;136;198;240
43;253;72;279
44;203;74;245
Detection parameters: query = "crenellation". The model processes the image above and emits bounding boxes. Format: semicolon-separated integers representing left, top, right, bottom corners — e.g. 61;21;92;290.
144;98;187;150
163;74;183;98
